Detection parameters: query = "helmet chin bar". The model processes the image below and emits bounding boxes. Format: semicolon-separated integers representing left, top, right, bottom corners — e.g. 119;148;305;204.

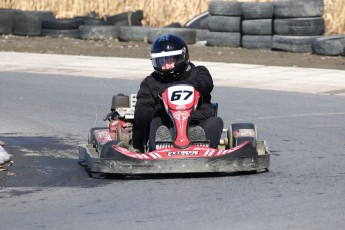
155;61;189;79
155;68;177;78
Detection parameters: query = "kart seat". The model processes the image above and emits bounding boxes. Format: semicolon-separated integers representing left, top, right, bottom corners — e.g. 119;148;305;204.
211;102;218;116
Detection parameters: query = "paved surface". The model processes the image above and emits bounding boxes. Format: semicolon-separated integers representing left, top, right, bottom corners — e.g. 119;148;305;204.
1;51;345;164
1;52;345;96
1;68;345;230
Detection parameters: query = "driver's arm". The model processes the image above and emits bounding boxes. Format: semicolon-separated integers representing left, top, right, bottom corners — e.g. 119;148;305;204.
134;80;155;128
186;66;214;103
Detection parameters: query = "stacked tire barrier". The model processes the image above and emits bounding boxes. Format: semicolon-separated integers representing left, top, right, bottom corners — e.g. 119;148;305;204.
204;0;344;56
1;4;344;56
0;8;15;35
42;18;82;38
206;1;241;47
241;2;273;50
312;35;345;56
147;27;196;44
118;26;150;42
14;11;55;36
0;8;143;41
272;0;325;53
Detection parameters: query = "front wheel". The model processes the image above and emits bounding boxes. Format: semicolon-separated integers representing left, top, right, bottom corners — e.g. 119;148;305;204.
100;140;121;158
227;123;258;148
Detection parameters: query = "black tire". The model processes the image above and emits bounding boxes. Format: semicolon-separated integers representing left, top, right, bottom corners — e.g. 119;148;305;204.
33;10;54;21
274;0;324;18
241;2;274;19
13;11;41;36
75;16;107;25
242;35;272;50
312;35;345;56
164;22;182;28
185;11;209;29
274;17;325;36
206;32;241;47
100;140;121;159
0;9;15;34
195;29;208;41
79;25;119;40
208;1;242;16
148;28;196;44
242;19;272;35
118;26;150;42
231;123;258;147
84;11;99;18
105;10;143;26
272;35;320;53
42;18;82;30
207;16;241;32
41;29;79;38
206;31;241;47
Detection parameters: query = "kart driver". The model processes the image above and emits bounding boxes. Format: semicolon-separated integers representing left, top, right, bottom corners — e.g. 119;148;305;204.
133;34;223;152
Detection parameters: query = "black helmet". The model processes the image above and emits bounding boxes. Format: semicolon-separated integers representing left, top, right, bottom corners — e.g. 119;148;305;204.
150;34;189;78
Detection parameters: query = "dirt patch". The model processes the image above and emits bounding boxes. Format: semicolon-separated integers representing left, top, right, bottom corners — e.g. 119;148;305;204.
0;35;344;70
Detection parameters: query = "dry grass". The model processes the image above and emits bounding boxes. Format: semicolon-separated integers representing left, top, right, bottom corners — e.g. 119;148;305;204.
0;0;344;34
323;0;345;35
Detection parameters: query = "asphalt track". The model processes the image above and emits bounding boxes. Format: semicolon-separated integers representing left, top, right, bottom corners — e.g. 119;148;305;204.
0;52;345;230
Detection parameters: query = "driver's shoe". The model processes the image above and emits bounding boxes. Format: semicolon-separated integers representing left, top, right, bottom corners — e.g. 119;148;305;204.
155;125;172;142
190;126;206;141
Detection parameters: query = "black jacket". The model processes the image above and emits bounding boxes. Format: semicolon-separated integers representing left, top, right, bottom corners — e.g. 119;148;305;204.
134;63;215;128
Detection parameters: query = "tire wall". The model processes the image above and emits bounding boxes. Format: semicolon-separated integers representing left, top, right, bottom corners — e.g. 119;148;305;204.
206;1;242;48
0;9;143;40
272;0;326;53
241;2;273;50
206;0;344;56
0;1;344;56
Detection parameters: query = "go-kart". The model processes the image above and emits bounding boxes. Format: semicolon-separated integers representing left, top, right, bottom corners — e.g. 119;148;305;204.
79;84;270;175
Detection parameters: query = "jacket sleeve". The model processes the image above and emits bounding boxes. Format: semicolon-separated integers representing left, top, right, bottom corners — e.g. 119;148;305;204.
186;66;214;102
187;66;215;123
134;78;155;128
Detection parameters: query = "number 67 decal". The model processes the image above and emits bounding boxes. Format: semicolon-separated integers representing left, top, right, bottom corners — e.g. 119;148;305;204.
171;90;193;101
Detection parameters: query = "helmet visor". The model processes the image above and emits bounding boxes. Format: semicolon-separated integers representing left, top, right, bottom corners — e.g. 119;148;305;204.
150;49;185;71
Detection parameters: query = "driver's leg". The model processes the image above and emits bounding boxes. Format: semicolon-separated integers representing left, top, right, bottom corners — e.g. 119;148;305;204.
132;124;147;153
148;117;172;150
199;117;224;148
